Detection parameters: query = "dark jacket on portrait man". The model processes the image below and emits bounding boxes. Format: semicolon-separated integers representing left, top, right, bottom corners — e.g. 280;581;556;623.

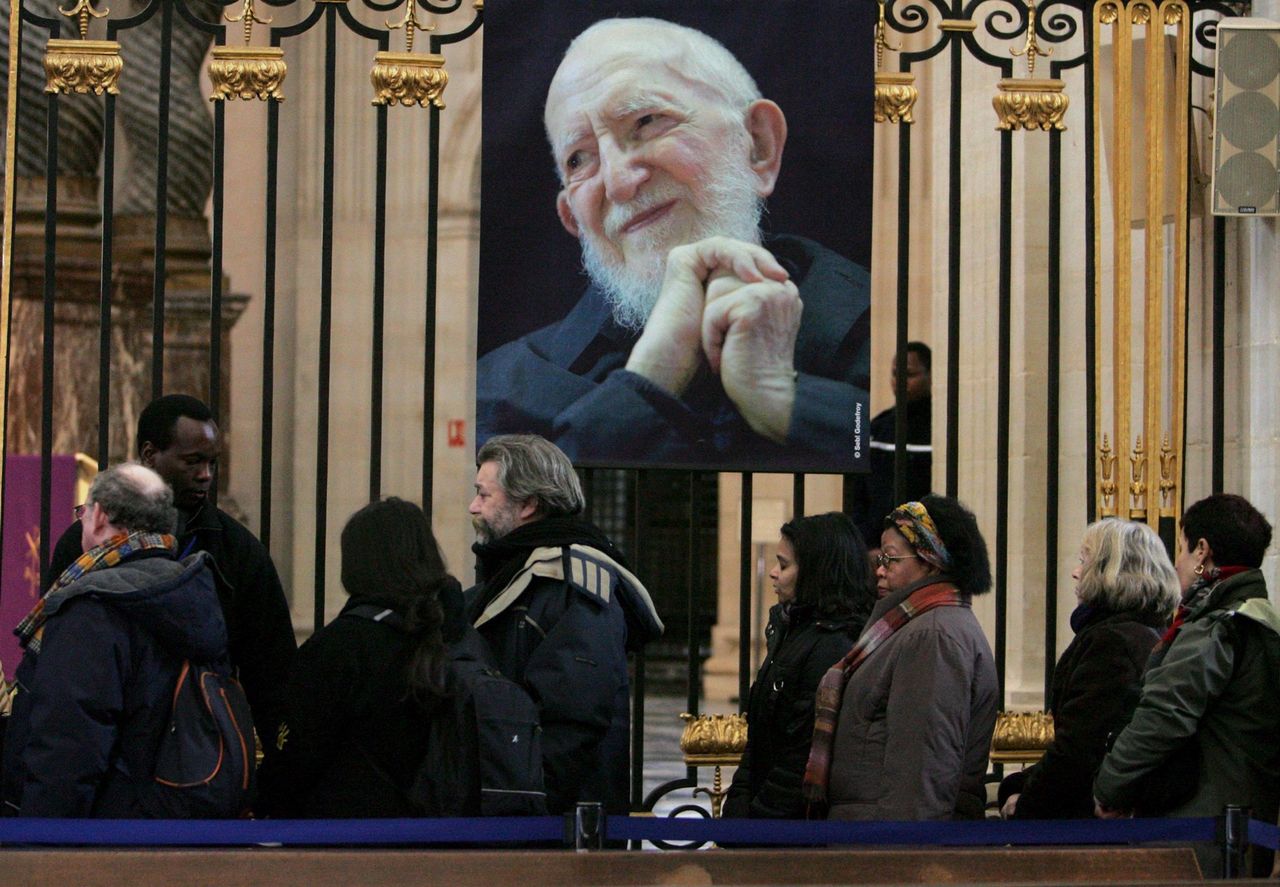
466;516;663;814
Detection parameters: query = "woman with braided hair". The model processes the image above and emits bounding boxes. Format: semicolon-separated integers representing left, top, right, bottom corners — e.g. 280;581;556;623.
803;495;998;820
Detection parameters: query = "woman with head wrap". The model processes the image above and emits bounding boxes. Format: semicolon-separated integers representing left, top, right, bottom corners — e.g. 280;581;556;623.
998;519;1179;819
803;495;998;820
723;512;876;819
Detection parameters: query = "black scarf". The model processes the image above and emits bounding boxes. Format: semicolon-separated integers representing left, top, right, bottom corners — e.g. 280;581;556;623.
469;516;629;620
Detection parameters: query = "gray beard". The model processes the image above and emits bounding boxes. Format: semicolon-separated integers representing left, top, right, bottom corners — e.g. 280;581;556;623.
577;164;767;333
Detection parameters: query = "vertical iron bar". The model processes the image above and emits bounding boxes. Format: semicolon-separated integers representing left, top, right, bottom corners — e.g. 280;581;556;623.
1084;12;1098;523
98;91;118;465
260;88;281;550
995;129;1012;705
210;96;225;501
39;93;59;573
1045;126;1063;696
685;474;698;722
313;6;338;632
150;0;174;400
420;104;441;520
209;95;225;511
369;102;388;500
738;472;753;709
792;473;804;517
894;120;911;507
946;33;962;498
628;469;644;812
1211;217;1225;494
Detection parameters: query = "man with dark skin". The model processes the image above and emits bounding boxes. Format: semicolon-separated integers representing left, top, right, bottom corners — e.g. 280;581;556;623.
847;342;934;553
45;395;296;769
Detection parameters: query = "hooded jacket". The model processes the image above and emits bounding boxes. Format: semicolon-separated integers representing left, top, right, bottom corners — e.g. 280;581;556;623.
1094;570;1280;823
3;551;227;817
467;517;663;814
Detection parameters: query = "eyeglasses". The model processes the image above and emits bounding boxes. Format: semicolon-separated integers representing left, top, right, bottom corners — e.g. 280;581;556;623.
875;552;919;569
73;503;88;522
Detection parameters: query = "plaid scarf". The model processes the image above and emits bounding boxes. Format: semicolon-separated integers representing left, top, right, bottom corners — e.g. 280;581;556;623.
801;581;968;810
14;531;176;655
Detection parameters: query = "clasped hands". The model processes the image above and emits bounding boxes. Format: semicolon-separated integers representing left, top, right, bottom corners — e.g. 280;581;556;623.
624;236;802;444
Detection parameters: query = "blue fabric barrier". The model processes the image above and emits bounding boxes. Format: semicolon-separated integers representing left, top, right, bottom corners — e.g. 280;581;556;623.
1250;819;1280;852
0;814;1269;850
609;816;1219;846
0;816;565;846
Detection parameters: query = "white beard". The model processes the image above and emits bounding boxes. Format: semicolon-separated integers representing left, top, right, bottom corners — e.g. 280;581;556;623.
577;153;766;332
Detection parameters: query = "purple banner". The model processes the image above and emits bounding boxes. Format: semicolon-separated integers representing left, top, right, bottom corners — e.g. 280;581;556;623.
1;455;77;676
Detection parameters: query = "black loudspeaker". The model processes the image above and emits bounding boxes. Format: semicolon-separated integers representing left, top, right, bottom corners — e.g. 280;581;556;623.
1211;19;1280;216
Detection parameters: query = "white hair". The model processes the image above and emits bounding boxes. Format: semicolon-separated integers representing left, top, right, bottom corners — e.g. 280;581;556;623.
1076;519;1180;620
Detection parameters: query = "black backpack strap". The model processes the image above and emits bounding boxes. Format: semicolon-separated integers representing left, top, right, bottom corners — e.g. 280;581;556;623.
344;604;408;632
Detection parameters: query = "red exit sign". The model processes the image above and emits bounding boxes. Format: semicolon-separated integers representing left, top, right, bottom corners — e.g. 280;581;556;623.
447;419;466;448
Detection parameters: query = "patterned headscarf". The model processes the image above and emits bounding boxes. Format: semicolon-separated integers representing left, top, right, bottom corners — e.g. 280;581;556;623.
886;501;953;573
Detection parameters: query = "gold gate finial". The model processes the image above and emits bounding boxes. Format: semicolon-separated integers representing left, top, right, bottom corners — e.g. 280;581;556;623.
1010;0;1051;78
45;0;122;95
1129;435;1148;518
387;0;434;54
1099;433;1117;517
873;0;917;124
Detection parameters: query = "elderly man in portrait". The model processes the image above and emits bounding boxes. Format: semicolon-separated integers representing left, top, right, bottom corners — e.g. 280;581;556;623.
477;16;870;470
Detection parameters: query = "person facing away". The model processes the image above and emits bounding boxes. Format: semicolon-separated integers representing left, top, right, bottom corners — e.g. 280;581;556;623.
2;463;228;816
998;519;1178;819
803;496;998;821
466;434;663;813
44;394;296;769
847;342;933;549
477;17;870;470
1095;494;1280;877
259;497;467;817
723;512;876;819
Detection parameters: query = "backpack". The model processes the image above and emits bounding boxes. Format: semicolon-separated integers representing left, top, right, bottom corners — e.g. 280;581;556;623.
347;605;548;816
143;660;256;818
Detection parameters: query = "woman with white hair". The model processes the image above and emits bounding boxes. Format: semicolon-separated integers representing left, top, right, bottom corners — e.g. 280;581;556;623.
999;519;1179;818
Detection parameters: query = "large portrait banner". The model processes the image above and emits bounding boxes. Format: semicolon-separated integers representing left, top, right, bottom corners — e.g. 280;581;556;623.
477;0;875;472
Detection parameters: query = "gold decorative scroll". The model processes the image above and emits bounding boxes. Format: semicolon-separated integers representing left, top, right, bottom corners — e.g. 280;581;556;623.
1090;0;1190;532
679;712;748;762
875;71;918;124
993;78;1069;130
991;711;1055;764
370;51;447;108
44;39;123;95
209;46;286;102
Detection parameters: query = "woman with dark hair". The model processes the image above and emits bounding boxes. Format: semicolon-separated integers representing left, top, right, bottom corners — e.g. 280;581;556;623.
1095;494;1279;876
999;519;1178;819
804;495;998;820
723;512;875;819
259;497;465;817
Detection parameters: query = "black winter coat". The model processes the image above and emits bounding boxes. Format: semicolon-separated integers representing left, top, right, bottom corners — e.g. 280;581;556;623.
47;504;297;760
723;602;860;819
1000;605;1165;818
256;596;436;818
3;551;228;817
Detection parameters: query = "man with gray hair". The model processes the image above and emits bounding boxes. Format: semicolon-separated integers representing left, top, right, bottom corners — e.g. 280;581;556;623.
467;434;663;813
477;16;870;471
2;463;230;816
